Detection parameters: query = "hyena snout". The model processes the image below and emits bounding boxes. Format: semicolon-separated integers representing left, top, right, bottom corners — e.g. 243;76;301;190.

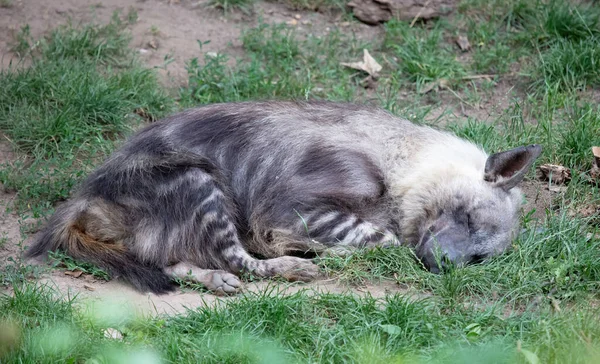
416;214;487;274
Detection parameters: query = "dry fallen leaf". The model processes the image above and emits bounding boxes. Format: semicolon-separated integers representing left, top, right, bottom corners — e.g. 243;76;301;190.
83;284;96;291
550;297;561;312
547;186;568;193
103;328;123;340
538;164;571;184
419;81;438;94
577;205;598;218
456;35;471;52
438;78;450;89
64;270;83;278
592;146;600;163
341;49;382;78
418;79;450;94
591;146;600;180
148;39;158;50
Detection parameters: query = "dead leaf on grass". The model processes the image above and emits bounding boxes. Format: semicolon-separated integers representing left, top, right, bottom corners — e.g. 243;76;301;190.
538;164;571;184
456;35;471;52
547;186;567;193
148;39;159;49
83;284;96;291
64;270;83;278
418;78;449;94
341;49;382;78
419;81;437;94
134;108;155;122
590;146;600;180
568;203;599;219
550;297;561;312
103;328;123;340
577;204;599;218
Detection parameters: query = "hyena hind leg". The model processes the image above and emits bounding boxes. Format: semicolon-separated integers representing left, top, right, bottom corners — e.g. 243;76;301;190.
166;168;321;286
164;262;242;296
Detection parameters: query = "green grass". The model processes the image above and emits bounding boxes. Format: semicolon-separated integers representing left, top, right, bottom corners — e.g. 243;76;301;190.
271;0;347;12
208;0;255;14
383;20;467;91
47;251;110;281
180;22;369;105
0;11;172;215
2;283;600;363
2;2;600;363
456;0;600;93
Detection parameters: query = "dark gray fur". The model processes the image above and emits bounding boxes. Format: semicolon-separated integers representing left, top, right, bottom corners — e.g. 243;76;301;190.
26;101;542;293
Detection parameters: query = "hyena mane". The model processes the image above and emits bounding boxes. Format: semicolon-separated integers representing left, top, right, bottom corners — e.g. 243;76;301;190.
26;101;542;294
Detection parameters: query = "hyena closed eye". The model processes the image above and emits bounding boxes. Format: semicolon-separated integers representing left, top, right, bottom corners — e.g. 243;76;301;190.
26;101;542;295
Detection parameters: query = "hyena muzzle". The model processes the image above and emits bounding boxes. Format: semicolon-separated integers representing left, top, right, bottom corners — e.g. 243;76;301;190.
26;101;542;295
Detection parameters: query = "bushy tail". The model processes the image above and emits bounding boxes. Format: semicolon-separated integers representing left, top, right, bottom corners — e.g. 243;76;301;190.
25;201;174;294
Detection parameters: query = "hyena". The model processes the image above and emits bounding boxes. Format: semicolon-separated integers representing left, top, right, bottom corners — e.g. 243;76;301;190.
26;101;542;295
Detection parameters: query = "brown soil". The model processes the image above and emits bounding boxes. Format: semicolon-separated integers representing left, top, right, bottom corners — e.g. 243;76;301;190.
0;0;550;315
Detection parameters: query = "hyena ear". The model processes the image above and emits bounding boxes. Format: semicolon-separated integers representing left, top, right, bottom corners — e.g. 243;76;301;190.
484;144;542;191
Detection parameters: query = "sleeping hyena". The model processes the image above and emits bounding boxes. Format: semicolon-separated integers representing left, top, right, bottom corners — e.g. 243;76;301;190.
26;101;542;295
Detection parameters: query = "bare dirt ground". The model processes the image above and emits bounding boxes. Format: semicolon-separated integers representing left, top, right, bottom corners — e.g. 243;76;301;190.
0;0;551;315
0;0;380;87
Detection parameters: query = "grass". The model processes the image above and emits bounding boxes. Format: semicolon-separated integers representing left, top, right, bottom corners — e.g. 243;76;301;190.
47;251;111;282
180;22;369;105
208;0;255;14
1;0;600;363
383;20;467;91
1;283;600;363
271;0;347;12
0;11;172;215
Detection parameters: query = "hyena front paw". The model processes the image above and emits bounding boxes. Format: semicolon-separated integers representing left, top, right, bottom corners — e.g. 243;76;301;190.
205;271;243;296
265;256;321;283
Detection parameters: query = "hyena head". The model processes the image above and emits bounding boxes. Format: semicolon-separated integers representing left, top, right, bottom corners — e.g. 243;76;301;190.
408;144;542;273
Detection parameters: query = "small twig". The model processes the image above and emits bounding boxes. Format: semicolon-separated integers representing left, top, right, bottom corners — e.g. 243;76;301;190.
444;86;477;109
461;74;497;80
410;0;432;28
